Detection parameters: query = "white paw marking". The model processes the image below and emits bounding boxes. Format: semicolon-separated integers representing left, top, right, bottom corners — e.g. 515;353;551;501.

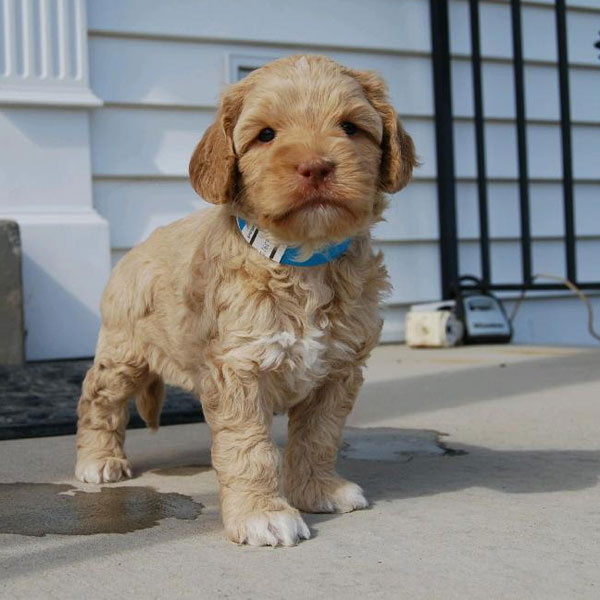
243;510;311;547
318;481;369;513
75;457;132;484
333;481;369;512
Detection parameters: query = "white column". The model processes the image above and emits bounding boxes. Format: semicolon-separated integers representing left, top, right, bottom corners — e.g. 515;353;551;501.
0;0;110;360
0;0;101;106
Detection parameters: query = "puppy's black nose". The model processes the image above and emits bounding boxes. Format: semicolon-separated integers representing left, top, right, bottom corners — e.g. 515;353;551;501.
297;159;335;183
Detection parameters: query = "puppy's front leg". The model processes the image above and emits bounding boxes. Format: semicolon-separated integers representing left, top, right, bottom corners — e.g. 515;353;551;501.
201;370;310;547
284;366;369;513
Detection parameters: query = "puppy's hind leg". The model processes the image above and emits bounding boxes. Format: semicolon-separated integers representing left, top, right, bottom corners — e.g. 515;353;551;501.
135;373;165;431
75;342;149;484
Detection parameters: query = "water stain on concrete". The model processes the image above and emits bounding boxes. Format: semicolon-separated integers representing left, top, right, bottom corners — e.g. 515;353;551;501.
151;464;212;477
0;483;203;537
341;427;467;462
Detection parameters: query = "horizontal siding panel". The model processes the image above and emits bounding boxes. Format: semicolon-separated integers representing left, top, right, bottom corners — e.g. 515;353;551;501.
374;242;441;304
87;0;431;53
459;238;600;284
453;121;600;180
398;119;436;179
90;108;436;179
453;121;513;179
381;183;600;243
94;180;206;247
452;60;600;123
374;182;439;242
381;181;600;243
96;180;437;248
575;184;600;237
570;69;600;124
457;182;600;239
506;294;600;347
532;239;567;277
577;240;600;282
89;36;435;116
89;37;227;108
90;33;598;124
572;126;600;181
458;239;530;284
450;0;599;66
87;0;599;344
95;179;600;249
90;107;213;176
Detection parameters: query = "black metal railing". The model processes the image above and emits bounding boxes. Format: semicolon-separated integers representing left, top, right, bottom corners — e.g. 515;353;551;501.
429;0;600;297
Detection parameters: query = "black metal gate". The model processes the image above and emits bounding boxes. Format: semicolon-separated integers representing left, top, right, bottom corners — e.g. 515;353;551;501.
429;0;600;299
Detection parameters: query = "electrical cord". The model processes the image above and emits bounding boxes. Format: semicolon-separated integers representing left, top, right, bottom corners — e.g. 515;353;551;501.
509;273;600;343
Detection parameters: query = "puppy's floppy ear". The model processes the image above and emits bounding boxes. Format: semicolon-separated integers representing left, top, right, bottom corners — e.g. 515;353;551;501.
344;68;418;193
189;85;245;204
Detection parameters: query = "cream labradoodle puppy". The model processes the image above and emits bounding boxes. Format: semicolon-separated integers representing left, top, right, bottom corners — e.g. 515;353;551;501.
76;55;416;546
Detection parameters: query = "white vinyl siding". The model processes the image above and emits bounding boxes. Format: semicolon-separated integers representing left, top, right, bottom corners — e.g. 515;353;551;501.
87;0;600;345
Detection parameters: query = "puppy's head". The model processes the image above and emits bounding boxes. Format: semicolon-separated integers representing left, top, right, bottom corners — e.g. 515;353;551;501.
190;55;416;245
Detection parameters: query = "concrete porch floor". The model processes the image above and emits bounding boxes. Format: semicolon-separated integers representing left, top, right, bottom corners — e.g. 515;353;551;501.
1;344;599;599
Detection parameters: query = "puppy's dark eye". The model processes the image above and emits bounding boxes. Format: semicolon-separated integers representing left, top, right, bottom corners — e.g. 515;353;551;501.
258;128;276;142
341;122;358;136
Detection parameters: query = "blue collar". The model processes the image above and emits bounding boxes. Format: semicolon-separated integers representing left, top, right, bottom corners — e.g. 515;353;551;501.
236;217;351;267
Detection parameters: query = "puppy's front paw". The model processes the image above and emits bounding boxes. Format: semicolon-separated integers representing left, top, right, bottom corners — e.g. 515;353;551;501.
75;455;132;483
226;501;310;547
287;476;369;514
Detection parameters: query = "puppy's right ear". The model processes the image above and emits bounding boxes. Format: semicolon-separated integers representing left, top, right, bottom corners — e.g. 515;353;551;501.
189;87;244;204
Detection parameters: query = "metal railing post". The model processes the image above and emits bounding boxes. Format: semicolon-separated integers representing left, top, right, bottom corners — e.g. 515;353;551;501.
430;0;459;299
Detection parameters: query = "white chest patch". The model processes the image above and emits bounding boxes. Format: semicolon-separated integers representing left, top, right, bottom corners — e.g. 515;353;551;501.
255;328;326;381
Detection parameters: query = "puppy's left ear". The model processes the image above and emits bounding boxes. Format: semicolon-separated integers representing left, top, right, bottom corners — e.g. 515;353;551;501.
189;85;245;204
345;69;418;193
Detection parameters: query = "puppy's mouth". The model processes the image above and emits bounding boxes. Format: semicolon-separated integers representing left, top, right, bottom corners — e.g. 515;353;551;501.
272;193;354;223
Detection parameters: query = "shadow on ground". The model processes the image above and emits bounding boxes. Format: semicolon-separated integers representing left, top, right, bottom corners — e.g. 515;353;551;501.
340;435;600;500
354;350;600;423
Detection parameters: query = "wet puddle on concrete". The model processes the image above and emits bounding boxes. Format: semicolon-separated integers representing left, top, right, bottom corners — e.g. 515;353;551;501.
0;483;203;537
341;427;466;462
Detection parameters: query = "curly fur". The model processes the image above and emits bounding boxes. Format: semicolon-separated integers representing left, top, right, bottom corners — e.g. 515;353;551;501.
76;54;416;546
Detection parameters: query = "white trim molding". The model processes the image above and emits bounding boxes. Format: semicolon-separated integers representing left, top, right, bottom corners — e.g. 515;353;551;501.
0;0;101;107
0;106;111;359
8;211;110;360
0;1;109;359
